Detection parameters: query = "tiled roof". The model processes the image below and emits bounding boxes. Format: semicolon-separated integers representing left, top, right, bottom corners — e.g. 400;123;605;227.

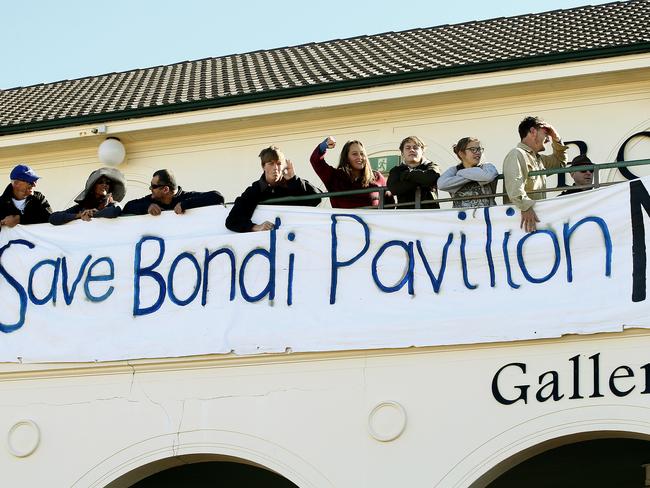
1;0;649;135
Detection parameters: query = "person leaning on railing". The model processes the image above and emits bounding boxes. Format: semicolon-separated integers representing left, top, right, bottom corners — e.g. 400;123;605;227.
226;145;322;233
0;164;52;230
503;116;568;232
438;137;498;208
49;167;125;225
122;169;224;216
310;136;394;209
386;136;441;209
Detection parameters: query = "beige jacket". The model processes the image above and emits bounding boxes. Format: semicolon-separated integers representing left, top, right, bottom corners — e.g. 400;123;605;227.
503;141;568;211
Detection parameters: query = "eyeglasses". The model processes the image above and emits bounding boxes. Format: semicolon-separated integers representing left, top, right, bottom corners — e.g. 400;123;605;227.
149;183;167;190
465;147;485;154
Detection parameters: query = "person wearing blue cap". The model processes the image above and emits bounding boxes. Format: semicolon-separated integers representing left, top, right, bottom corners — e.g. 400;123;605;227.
0;164;52;229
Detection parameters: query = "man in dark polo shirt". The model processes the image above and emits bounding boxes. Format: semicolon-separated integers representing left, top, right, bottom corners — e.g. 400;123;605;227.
123;169;224;216
0;164;52;230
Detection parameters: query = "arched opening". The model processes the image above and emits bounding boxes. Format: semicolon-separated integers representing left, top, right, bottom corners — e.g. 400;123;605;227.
486;434;650;488
106;454;299;488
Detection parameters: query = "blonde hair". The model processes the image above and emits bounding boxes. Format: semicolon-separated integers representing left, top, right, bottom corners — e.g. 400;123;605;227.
337;140;375;187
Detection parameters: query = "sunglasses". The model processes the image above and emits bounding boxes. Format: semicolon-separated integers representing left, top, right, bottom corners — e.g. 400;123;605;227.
149;183;167;190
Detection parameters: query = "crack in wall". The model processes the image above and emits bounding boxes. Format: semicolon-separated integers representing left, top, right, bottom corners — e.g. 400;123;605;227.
127;360;136;396
193;386;321;402
173;399;186;457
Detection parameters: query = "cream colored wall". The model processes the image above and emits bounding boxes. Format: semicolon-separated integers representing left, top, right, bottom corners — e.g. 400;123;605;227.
1;55;650;487
2;330;649;487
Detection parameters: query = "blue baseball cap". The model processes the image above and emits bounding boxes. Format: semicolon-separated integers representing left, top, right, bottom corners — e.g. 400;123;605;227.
10;164;40;184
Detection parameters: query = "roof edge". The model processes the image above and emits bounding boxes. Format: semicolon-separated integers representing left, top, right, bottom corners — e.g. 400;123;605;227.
0;2;626;93
2;42;649;137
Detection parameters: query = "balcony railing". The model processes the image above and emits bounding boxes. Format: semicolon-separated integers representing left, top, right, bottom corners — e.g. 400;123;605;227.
256;157;650;209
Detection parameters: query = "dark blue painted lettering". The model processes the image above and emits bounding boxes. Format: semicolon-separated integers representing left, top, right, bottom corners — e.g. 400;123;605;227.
416;234;453;293
202;247;236;305
168;252;201;306
371;240;414;294
61;255;92;305
287;232;296;306
287;253;295;306
517;230;561;284
133;236;166;316
484;207;495;287
563;217;612;283
28;258;60;305
502;231;520;289
330;214;370;304
0;240;34;333
239;218;279;302
84;257;115;302
460;233;478;290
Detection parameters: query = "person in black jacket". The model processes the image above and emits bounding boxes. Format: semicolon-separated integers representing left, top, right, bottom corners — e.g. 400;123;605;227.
0;164;52;230
226;146;322;232
122;169;224;216
50;167;126;225
387;136;441;209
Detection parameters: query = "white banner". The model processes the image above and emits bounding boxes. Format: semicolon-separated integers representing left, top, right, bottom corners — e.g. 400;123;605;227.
2;177;650;362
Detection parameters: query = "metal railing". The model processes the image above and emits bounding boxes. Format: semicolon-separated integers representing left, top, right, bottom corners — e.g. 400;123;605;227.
258;157;650;209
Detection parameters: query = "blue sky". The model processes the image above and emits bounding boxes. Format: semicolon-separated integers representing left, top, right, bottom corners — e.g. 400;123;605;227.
1;0;612;89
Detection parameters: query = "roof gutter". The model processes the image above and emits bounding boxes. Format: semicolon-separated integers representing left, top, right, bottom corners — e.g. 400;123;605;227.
1;43;649;137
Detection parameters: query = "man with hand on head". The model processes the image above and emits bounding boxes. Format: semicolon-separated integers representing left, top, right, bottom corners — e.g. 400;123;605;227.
226;145;321;232
503;116;568;232
0;164;52;230
123;169;224;216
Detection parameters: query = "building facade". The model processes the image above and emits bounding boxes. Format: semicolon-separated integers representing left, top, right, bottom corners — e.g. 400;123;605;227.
1;2;650;486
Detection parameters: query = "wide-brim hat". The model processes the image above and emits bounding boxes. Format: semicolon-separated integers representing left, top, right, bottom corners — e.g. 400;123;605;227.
74;167;126;203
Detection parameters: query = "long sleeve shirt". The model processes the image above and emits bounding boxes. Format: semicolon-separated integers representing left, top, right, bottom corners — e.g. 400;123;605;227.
309;145;394;209
386;160;441;209
226;175;321;233
438;162;499;208
502;141;568;211
0;184;52;227
122;187;224;215
49;203;122;226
